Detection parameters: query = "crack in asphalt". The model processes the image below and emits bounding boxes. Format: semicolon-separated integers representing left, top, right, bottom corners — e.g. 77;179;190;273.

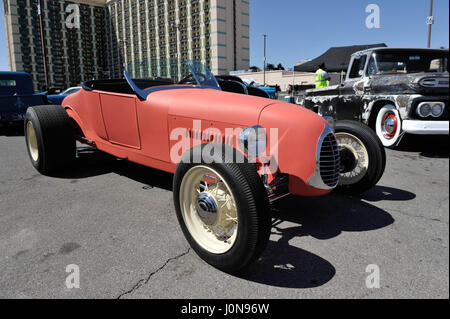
390;208;449;225
116;248;191;299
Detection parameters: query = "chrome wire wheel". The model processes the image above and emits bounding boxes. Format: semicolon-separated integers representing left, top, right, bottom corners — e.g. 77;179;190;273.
335;132;369;186
26;120;39;162
179;166;238;254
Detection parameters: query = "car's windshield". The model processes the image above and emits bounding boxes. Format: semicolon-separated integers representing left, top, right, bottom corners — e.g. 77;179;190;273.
368;51;449;75
186;61;221;89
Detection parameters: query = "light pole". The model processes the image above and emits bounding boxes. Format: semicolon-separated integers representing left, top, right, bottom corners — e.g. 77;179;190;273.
292;68;295;97
263;34;267;86
37;0;49;89
171;23;180;81
427;0;434;48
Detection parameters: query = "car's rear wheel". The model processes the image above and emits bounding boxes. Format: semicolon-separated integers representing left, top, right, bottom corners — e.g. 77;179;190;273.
334;120;386;195
24;105;76;175
173;145;271;273
375;105;402;148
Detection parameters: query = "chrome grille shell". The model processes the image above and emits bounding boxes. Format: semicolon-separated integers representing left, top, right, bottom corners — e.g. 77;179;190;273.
307;125;341;190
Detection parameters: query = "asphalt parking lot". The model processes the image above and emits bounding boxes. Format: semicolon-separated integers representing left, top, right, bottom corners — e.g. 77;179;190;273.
0;128;448;299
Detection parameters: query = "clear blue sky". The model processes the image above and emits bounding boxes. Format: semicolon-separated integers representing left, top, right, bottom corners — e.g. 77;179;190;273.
1;0;449;71
250;0;449;69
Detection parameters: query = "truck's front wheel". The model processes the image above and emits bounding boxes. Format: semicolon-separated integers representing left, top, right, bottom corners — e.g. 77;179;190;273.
375;105;402;148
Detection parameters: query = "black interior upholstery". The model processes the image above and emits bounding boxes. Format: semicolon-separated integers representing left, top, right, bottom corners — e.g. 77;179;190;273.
218;79;248;95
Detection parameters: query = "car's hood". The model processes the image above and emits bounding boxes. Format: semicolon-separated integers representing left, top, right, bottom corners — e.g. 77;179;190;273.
164;88;277;126
370;72;449;95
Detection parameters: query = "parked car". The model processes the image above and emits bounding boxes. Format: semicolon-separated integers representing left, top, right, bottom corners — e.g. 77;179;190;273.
0;71;47;127
257;85;277;99
303;48;449;147
24;61;384;272
213;75;271;98
46;86;81;105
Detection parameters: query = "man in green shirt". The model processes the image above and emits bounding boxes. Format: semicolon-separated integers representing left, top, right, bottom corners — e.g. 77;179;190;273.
315;63;331;88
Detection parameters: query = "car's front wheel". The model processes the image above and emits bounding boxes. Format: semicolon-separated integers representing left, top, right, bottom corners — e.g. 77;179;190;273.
334;120;386;195
173;145;271;273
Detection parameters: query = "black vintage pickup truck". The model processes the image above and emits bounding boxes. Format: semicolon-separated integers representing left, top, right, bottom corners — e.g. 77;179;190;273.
303;48;449;147
1;71;47;127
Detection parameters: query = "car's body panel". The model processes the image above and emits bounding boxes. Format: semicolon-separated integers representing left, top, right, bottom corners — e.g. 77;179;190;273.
63;75;334;197
99;92;141;149
259;102;329;196
167;88;276;124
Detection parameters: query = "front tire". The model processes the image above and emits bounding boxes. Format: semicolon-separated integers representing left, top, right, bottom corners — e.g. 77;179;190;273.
24;105;76;175
375;105;402;148
334;120;386;195
173;145;271;273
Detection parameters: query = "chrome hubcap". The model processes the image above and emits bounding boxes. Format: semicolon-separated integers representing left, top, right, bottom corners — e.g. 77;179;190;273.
384;117;395;134
196;192;219;226
381;112;398;140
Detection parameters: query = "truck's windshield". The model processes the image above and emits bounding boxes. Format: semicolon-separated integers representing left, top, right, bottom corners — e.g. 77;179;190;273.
368;51;449;75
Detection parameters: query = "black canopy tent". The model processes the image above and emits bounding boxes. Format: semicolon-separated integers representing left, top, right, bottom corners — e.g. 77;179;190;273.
294;43;387;73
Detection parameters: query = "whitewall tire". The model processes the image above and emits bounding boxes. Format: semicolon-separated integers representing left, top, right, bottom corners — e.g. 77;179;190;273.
375;105;402;148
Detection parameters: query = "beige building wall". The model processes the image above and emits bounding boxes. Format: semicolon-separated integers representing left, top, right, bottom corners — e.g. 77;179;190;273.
210;0;249;74
234;70;316;91
106;0;249;78
3;2;25;72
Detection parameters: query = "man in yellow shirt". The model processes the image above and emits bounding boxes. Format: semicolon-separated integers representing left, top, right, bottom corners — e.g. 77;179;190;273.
315;63;331;88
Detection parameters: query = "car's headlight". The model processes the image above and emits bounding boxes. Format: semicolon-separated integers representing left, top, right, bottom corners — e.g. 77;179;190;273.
431;102;445;117
417;103;432;117
417;102;445;118
239;125;267;158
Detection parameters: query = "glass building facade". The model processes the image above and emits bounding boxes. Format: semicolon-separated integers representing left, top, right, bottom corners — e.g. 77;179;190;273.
4;0;250;90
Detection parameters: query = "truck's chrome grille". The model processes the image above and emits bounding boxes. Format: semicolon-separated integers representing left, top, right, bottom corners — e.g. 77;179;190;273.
319;133;340;188
419;77;449;88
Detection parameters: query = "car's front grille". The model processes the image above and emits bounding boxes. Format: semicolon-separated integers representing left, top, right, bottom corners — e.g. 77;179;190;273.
319;133;340;188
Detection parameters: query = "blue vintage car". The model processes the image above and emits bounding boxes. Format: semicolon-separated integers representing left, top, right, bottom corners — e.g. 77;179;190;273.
0;71;47;126
46;86;81;105
257;85;277;99
214;75;274;99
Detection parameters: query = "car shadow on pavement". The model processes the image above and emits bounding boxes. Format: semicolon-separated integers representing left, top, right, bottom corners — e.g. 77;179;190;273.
397;134;449;158
238;192;395;289
52;146;174;191
360;185;416;202
0;124;24;137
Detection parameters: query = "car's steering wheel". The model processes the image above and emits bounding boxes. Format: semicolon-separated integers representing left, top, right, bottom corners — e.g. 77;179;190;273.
178;73;207;85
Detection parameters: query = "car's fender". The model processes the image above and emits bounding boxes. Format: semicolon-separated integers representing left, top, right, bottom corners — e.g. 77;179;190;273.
259;102;331;197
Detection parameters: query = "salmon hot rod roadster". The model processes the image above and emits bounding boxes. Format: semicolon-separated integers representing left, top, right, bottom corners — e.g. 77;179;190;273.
24;62;385;272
